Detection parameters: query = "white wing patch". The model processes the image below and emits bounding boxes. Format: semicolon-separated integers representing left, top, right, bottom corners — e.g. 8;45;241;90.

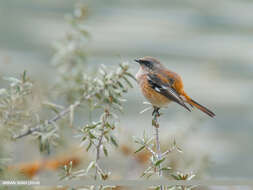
161;85;168;89
154;87;161;92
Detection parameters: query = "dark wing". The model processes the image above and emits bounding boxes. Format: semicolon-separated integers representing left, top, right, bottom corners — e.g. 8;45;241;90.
147;73;191;111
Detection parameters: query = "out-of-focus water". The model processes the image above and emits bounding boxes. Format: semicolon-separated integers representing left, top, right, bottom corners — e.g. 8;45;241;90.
1;0;253;178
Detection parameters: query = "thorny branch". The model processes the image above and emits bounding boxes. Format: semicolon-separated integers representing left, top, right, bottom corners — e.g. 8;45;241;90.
152;108;164;190
94;109;109;180
144;144;157;158
13;62;134;140
13;100;82;139
93;109;110;190
161;145;176;157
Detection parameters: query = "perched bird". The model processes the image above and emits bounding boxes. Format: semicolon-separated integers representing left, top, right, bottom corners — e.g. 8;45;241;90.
135;56;215;117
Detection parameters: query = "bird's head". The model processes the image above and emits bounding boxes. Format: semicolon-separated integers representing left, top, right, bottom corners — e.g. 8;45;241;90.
135;56;162;72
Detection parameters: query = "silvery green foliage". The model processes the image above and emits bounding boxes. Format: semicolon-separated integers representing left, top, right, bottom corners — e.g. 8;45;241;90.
52;4;136;186
59;62;135;187
167;172;196;190
53;4;89;70
0;71;38;138
134;132;179;179
78;62;135;160
0;72;40;185
52;4;90;102
0;71;60;154
134;129;196;190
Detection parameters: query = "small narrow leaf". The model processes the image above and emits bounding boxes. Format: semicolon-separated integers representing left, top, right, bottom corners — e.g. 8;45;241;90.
81;136;87;142
187;174;196;180
122;76;133;88
103;146;108;157
160;167;172;171
176;146;183;153
105;122;112;129
117;81;124;89
133;136;144;145
171;173;180;180
140;106;152;114
86;141;92;152
140;166;153;178
22;70;27;82
173;138;177;146
152;119;156;126
43;101;64;114
88;131;96;139
86;161;95;173
155;158;165;166
110;136;118;147
134;145;145;153
3;77;21;84
125;72;137;81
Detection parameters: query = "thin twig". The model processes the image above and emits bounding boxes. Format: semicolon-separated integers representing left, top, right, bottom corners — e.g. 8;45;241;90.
144;145;157;158
155;127;162;174
94;109;109;190
13;101;81;139
13;65;130;140
161;146;176;158
95;127;105;180
152;108;164;190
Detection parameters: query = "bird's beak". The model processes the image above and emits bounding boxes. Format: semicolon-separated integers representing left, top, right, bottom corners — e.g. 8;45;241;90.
134;58;141;64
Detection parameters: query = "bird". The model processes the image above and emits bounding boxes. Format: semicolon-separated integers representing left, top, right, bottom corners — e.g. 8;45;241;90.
135;56;215;117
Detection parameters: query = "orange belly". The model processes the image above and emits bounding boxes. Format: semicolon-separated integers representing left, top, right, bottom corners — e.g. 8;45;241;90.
139;75;171;108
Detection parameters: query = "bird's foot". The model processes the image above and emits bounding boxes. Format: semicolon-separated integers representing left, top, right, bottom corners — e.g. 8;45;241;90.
152;107;160;117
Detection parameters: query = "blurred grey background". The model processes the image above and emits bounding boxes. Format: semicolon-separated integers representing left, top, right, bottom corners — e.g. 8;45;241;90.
0;0;253;179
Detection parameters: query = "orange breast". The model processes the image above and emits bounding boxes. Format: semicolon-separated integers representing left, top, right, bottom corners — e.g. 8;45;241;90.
139;75;171;107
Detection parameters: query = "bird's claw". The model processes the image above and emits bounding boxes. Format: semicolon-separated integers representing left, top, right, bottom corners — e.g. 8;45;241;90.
152;107;160;117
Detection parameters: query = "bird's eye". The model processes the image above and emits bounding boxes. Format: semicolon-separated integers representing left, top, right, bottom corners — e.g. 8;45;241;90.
142;60;153;69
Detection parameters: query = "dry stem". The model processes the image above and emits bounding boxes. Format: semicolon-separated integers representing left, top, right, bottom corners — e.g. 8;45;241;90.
152;108;164;190
13;101;81;139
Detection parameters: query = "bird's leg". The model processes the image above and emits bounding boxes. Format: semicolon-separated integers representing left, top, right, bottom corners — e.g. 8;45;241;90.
152;107;160;128
152;107;160;117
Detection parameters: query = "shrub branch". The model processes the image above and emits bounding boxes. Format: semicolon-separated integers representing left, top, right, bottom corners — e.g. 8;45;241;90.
152;108;164;190
13;100;82;139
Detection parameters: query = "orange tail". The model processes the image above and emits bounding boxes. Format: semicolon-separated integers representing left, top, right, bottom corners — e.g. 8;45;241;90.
182;91;215;118
188;99;215;117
